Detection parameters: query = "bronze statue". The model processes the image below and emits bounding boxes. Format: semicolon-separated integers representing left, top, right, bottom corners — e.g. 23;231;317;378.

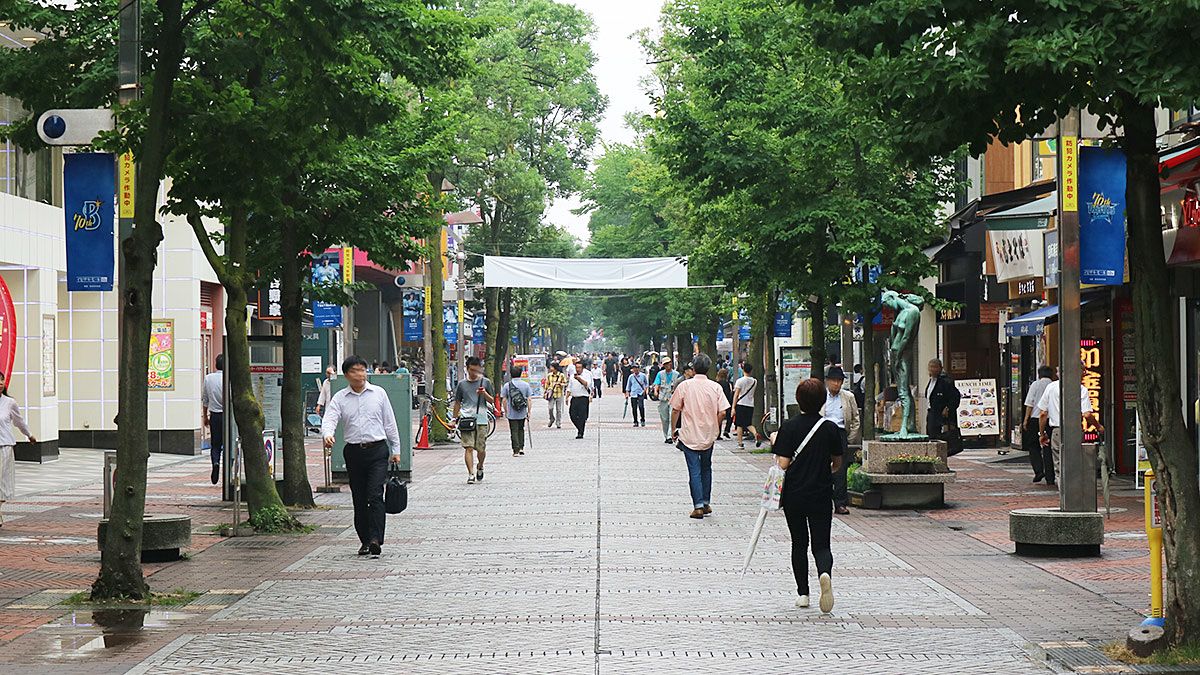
879;290;925;440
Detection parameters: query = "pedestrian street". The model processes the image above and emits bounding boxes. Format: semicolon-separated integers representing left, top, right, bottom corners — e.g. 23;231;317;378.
108;392;1062;675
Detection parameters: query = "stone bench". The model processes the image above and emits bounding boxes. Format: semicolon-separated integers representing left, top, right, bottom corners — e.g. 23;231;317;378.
97;514;192;563
859;471;955;509
1009;507;1103;557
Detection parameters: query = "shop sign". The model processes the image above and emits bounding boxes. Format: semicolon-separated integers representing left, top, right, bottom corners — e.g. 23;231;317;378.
773;312;793;338
258;279;283;320
148;319;175;390
0;277;13;385
956;378;1000;436
989;228;1044;283
937;305;962;322
63;153;116;292
1079;147;1127;285
950;351;968;373
1044;229;1060;288
1081;338;1103;442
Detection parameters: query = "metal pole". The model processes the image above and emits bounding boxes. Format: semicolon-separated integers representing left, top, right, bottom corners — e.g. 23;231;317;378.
1057;108;1092;513
457;252;466;384
115;0;139;398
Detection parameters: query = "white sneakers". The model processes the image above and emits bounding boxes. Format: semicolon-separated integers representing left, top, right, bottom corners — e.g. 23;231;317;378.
795;595;810;608
819;573;834;613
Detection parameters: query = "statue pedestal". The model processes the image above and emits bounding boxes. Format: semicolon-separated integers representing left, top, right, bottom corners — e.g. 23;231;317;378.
859;440;954;510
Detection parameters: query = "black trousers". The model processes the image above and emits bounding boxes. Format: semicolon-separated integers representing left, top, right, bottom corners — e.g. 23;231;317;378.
783;499;834;596
831;427;849;507
509;418;526;452
569;396;590;436
593;378;603;398
630;395;646;424
208;412;224;467
722;404;733;436
343;440;389;546
1023;424;1055;481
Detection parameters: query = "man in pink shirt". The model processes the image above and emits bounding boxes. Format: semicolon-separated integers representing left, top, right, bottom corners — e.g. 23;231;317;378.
670;353;731;519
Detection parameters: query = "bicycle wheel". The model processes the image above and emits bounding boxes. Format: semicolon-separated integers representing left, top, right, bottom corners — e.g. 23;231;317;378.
487;413;497;438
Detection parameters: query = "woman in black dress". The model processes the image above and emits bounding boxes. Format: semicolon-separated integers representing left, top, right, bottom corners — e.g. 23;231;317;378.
716;368;734;439
770;377;843;613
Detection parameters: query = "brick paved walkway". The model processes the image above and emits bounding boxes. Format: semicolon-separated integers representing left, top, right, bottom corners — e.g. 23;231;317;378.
0;391;1154;673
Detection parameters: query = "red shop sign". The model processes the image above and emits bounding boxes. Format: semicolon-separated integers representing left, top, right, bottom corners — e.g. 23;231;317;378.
0;276;16;381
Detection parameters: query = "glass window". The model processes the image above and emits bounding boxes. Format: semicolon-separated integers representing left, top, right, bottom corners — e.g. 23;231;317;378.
0;94;51;201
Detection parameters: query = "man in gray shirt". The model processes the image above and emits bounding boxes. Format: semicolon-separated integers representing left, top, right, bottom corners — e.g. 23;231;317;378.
201;354;225;486
454;356;495;484
499;364;533;457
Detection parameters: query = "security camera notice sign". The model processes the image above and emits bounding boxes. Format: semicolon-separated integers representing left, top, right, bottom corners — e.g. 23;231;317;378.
955;378;1000;437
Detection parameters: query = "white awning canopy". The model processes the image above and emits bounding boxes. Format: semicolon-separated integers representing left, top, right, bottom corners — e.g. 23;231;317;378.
483;256;689;289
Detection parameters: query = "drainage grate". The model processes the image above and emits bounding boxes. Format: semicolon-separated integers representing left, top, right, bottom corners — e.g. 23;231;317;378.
221;539;295;549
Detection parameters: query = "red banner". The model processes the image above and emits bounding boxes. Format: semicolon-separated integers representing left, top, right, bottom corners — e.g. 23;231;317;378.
0;276;16;381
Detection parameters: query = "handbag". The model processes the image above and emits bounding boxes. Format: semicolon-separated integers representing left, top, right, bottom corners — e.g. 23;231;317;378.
942;424;964;456
458;380;484;432
760;418;829;511
384;467;408;515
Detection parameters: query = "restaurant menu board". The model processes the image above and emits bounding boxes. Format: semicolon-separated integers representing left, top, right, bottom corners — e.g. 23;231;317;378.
956;378;1000;436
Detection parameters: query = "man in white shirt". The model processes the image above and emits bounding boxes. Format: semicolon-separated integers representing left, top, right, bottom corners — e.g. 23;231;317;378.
201;354;225;486
316;365;335;416
1023;366;1056;483
821;367;861;515
1037;366;1103;490
567;357;594;439
732;363;759;449
321;355;402;557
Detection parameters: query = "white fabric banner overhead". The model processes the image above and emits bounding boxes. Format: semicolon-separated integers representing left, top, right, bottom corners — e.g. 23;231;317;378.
483;256;689;289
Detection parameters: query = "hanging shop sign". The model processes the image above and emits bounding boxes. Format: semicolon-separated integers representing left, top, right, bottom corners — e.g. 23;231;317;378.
956;378;1000;436
257;278;282;320
989;228;1045;283
1081;338;1104;443
63;153;116;291
1044;229;1060;288
0;276;16;383
148;319;175;390
402;287;424;342
773;312;793;338
311;251;342;328
1079;146;1127;285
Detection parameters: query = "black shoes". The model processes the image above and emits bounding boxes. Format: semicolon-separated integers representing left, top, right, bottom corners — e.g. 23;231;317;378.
210;465;220;485
1032;474;1044;484
369;542;381;557
476;469;484;482
358;544;370;556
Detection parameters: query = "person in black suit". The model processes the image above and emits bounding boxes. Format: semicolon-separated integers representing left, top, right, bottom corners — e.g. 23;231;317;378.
924;359;961;439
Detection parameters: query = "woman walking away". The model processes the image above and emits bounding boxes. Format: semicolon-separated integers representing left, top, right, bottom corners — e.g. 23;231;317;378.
770;378;842;613
0;371;36;527
717;368;734;439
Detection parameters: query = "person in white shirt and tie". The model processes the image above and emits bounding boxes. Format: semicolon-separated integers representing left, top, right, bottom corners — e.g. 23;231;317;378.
1037;362;1104;492
321;355;402;557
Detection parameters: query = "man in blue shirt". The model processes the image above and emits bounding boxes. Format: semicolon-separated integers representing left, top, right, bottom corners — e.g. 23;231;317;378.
624;362;650;427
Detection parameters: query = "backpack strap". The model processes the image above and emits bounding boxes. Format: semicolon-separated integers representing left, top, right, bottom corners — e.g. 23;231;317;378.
791;418;829;462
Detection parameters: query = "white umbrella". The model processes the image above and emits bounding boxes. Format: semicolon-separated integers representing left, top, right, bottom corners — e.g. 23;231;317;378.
741;508;769;575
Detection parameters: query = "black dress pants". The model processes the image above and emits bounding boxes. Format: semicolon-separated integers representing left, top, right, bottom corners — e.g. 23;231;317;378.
831;427;849;507
569;396;590;436
630;395;645;424
783;498;834;596
1023;424;1055;481
343;440;389;545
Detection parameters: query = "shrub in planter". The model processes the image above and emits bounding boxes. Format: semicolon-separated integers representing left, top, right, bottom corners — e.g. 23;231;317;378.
886;453;943;475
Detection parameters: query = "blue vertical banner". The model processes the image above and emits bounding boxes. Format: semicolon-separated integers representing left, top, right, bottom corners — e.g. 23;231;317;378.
310;251;342;328
63;153;115;291
442;304;458;342
738;309;751;341
472;314;486;345
401;288;424;342
716;326;724;342
773;312;793;338
1079;146;1126;285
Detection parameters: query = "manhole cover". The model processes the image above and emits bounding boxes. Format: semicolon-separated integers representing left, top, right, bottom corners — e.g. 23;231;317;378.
0;535;95;546
71;513;106;519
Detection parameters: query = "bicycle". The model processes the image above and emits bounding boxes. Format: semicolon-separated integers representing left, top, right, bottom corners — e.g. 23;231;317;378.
416;393;497;444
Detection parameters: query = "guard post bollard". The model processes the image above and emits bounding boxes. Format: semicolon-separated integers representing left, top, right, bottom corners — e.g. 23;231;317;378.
1143;469;1165;627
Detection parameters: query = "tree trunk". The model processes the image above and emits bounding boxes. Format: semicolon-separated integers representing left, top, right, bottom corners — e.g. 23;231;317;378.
427;222;450;443
761;291;780;432
748;298;767;430
861;304;879;442
484;286;499;376
93;0;187;601
1123;98;1200;645
807;295;827;379
278;223;314;507
493;288;513;384
223;210;293;524
699;313;718;362
674;332;691;363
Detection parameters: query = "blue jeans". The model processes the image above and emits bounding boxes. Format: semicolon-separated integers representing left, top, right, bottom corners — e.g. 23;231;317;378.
680;444;712;509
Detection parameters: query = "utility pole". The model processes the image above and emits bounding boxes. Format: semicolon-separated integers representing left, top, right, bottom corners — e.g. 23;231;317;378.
456;250;466;383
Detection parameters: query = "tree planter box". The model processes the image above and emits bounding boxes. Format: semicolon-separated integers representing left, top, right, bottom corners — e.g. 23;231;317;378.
848;489;883;509
886;462;938;475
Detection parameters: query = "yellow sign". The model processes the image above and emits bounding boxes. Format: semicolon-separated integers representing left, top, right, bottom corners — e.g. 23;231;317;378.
458;298;465;323
1062;136;1078;213
118;152;135;218
424;287;431;315
341;247;354;284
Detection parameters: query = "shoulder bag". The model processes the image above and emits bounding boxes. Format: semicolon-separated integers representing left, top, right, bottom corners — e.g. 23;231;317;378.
761;418;829;512
458;382;481;433
384;465;408;514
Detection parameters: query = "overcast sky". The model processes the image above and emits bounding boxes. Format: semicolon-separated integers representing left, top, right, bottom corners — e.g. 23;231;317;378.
544;0;665;245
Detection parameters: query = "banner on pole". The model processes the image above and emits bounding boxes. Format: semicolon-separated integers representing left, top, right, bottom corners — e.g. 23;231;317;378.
402;288;424;342
442;303;458;342
773;312;793;338
739;309;751;341
63;153;116;291
311;251;342;328
1079;146;1127;285
472;314;486;345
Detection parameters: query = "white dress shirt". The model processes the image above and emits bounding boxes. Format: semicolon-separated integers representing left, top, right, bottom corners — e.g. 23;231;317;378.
0;395;32;447
1024;377;1052;412
320;382;402;455
568;368;593;397
1036;381;1092;428
823;390;846;429
201;371;224;414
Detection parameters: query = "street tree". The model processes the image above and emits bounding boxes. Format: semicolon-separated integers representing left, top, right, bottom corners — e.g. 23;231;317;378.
801;0;1200;642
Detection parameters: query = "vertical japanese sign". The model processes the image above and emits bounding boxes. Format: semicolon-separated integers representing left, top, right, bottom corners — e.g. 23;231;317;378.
311;251;342;328
1081;338;1103;442
402;288;424;342
341;247;354;284
1079;146;1127;285
258;278;283;320
118;151;135;218
148;319;175;390
1061;136;1078;213
63;153;116;291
